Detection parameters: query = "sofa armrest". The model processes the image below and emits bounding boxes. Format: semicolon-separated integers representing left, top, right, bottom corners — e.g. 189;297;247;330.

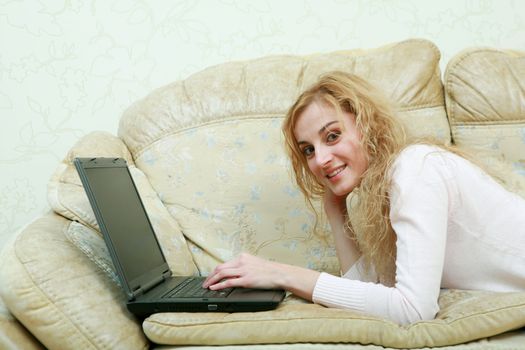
0;296;44;350
0;213;149;350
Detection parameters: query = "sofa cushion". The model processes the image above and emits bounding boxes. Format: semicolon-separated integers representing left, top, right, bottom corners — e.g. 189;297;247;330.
47;131;198;276
0;213;149;350
118;38;449;275
48;131;135;230
444;47;525;191
65;221;122;286
143;290;525;348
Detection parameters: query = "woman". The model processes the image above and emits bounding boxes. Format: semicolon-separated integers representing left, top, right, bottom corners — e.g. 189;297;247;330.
203;71;525;325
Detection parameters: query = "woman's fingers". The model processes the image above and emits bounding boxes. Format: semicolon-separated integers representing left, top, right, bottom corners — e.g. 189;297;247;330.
202;266;241;288
203;253;278;290
207;275;246;290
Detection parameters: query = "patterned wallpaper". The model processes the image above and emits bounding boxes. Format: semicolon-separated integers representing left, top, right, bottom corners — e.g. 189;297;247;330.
1;0;524;247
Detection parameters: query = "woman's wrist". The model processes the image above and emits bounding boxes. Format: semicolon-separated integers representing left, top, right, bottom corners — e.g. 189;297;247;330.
277;262;321;301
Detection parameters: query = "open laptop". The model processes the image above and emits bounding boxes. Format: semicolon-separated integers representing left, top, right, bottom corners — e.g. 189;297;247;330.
74;157;285;317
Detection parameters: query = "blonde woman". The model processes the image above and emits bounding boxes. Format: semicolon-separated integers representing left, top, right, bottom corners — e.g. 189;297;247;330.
203;71;525;325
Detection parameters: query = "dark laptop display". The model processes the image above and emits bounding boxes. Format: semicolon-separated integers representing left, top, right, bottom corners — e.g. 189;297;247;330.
74;157;285;317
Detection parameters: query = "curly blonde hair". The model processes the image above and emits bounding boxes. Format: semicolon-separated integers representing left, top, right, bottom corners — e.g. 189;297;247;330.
282;71;407;285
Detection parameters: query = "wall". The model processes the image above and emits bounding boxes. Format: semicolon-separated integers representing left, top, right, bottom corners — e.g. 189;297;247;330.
1;0;524;247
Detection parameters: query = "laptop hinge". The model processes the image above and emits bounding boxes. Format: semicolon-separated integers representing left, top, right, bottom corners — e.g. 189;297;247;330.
131;270;172;299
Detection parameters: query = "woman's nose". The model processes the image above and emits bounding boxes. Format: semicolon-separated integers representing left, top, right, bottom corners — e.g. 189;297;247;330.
315;145;332;167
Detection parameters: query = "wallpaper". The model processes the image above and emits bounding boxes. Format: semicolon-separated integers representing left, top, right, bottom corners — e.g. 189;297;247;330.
1;0;524;247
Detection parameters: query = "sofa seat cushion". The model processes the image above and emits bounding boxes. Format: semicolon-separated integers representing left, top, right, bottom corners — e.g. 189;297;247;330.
118;39;449;275
151;330;525;350
143;290;525;348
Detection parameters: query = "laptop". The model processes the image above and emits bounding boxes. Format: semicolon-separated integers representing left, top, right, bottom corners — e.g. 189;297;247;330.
74;157;285;317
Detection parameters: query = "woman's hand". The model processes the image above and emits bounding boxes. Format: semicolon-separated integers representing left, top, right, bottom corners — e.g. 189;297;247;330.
202;253;321;301
202;253;285;290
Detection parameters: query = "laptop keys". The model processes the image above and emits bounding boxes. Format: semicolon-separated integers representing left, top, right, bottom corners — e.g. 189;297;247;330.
162;277;233;299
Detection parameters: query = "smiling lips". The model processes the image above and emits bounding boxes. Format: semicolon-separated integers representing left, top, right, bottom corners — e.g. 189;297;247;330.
326;165;346;179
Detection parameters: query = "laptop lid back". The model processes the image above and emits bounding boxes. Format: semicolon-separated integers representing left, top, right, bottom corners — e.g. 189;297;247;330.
74;157;171;300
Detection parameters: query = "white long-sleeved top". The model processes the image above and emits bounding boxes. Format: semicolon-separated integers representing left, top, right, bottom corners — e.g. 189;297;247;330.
312;144;525;325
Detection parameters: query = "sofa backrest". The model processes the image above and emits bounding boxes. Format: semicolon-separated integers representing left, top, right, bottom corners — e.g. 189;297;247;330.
117;39;447;274
445;48;525;195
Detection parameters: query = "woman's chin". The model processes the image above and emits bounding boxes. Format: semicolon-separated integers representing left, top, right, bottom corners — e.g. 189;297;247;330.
330;186;354;197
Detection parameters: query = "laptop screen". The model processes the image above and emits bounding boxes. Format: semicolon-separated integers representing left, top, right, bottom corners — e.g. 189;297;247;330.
82;164;166;285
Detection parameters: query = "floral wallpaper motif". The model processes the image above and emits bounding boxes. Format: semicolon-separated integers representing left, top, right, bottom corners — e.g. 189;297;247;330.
1;0;525;247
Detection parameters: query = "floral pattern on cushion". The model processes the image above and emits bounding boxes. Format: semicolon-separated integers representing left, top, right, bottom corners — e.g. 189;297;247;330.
134;117;339;275
452;124;525;197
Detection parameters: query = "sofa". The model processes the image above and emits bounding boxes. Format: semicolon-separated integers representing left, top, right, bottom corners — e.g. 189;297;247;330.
1;38;525;349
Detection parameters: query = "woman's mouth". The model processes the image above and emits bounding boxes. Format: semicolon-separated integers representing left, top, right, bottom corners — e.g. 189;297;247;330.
326;165;346;179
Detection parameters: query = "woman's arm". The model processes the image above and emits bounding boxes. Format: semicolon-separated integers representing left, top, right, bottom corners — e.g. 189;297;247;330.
205;148;452;325
314;146;452;324
202;253;321;300
202;191;360;301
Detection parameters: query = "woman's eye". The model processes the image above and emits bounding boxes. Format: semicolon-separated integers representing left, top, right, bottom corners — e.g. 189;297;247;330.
302;146;314;157
326;131;340;142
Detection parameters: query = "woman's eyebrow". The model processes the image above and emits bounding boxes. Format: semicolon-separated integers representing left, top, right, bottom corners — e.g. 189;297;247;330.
297;121;339;145
319;121;339;134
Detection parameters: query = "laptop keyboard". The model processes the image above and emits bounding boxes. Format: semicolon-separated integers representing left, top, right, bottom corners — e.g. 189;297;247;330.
162;277;233;299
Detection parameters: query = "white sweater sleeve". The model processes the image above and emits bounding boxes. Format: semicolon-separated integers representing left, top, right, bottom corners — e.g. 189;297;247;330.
312;146;454;325
341;256;377;282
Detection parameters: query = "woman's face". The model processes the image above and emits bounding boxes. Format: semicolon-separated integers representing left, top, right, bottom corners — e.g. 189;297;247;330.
293;101;369;196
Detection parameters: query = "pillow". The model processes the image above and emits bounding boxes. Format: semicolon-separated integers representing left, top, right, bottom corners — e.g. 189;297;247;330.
142;290;525;348
48;131;199;277
64;222;121;286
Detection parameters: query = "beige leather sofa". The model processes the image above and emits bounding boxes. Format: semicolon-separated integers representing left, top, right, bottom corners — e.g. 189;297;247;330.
1;39;524;350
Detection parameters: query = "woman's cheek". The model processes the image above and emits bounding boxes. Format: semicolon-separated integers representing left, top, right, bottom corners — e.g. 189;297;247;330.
307;162;322;181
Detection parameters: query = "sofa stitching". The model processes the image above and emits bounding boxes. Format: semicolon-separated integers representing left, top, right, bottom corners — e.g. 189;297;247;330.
400;104;445;112
129;102;447;158
452;120;525;127
132;115;283;159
